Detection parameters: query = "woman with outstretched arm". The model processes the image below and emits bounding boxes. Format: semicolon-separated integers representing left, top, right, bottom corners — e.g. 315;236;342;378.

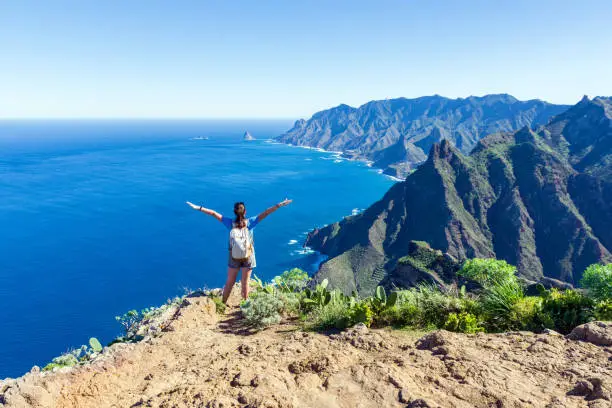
186;199;292;304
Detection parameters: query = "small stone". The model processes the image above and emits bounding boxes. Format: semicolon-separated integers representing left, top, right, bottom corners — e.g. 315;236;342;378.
30;366;40;374
388;375;403;388
398;389;411;403
352;323;369;334
569;380;593;396
407;399;431;408
144;373;154;381
237;393;248;404
230;372;252;387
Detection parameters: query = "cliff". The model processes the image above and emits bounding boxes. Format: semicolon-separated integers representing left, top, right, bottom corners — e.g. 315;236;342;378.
2;291;610;408
277;94;569;178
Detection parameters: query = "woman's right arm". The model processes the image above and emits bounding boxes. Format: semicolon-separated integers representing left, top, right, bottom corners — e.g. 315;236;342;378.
186;201;222;221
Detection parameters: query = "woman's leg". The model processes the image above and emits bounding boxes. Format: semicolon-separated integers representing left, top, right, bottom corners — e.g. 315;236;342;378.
222;267;240;304
241;268;252;300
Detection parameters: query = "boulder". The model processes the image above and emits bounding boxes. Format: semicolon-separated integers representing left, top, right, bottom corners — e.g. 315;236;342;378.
567;321;612;346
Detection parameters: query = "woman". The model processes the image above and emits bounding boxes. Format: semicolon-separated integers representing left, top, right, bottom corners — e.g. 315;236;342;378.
186;199;292;304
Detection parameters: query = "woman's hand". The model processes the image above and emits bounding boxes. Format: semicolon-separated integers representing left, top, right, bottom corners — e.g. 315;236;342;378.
278;198;293;208
186;201;200;210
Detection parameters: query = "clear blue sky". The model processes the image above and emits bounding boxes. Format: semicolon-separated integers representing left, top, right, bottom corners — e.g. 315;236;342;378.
1;0;610;118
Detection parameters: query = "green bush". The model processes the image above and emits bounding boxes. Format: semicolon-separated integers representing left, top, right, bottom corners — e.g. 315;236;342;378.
240;292;283;329
508;296;543;331
443;312;484;333
388;284;477;329
305;300;351;330
539;289;595;334
276;291;301;317
273;268;310;292
115;310;143;337
211;296;226;314
481;278;525;331
348;301;374;327
301;279;332;312
594;300;612;321
580;263;612;302
459;258;517;287
42;353;78;371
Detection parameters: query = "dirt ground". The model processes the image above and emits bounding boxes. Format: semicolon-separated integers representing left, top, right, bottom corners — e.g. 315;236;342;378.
1;291;611;408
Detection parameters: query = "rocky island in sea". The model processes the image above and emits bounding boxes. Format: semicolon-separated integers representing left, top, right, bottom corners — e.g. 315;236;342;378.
243;131;256;141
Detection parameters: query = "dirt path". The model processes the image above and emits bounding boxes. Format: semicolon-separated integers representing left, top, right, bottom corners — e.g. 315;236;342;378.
1;293;610;408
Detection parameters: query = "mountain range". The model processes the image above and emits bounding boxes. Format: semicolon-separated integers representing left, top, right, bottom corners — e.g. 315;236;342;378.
277;94;569;178
303;96;612;295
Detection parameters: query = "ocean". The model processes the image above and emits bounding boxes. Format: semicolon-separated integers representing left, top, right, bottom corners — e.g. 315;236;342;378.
0;120;395;378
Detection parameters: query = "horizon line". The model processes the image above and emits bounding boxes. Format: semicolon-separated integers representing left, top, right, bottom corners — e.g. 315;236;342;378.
0;117;299;121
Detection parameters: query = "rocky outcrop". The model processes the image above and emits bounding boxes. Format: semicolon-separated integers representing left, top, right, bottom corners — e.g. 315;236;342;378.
381;241;462;289
277;94;569;177
567;321;612;347
2;295;611;408
243;131;255;141
306;98;612;294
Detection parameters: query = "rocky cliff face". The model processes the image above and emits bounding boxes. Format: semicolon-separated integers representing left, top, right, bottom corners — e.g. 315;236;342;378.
306;98;612;295
277;94;569;178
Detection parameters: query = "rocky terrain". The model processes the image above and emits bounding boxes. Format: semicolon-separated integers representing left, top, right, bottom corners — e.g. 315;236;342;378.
306;97;612;295
2;290;611;408
276;94;568;178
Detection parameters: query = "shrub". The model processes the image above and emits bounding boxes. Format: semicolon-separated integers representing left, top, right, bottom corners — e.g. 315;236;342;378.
273;268;310;292
276;291;301;317
211;296;226;314
348;301;374;327
42;352;78;371
580;263;612;302
240;292;283;329
305;300;351;330
594;300;612;321
301;279;332;312
481;278;525;331
389;284;477;329
459;258;517;287
115;310;143;337
443;312;484;333
539;289;595;334
508;296;543;331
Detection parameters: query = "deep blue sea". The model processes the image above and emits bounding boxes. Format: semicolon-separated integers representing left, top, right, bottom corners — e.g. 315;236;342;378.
0;120;394;378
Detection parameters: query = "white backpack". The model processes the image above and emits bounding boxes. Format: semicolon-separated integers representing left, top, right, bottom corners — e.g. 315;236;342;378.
229;222;253;261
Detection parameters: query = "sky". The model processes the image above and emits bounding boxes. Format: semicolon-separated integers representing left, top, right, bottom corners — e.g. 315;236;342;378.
0;0;611;119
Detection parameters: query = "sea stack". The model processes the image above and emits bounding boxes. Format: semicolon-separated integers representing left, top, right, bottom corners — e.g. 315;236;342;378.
243;131;255;141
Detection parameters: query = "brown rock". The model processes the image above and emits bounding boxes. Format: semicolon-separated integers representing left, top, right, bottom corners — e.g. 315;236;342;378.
567;322;612;347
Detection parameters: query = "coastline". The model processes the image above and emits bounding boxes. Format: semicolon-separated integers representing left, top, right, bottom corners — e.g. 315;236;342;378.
273;140;404;182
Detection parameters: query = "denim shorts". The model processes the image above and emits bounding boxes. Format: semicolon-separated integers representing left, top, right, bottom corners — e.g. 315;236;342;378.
228;252;256;269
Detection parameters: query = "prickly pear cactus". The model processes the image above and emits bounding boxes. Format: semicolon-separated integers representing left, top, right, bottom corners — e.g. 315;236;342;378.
386;291;398;307
89;337;103;353
375;286;387;303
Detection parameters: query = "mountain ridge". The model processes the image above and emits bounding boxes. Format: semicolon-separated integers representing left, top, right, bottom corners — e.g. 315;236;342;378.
304;97;612;295
277;94;570;178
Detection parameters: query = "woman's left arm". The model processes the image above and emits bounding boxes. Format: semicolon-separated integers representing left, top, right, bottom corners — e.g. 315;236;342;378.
257;198;292;222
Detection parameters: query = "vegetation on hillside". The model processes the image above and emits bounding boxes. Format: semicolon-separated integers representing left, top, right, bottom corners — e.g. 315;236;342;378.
240;262;612;335
39;260;610;373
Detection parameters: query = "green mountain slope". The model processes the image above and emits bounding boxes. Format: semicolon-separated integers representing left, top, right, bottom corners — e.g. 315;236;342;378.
305;98;612;294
